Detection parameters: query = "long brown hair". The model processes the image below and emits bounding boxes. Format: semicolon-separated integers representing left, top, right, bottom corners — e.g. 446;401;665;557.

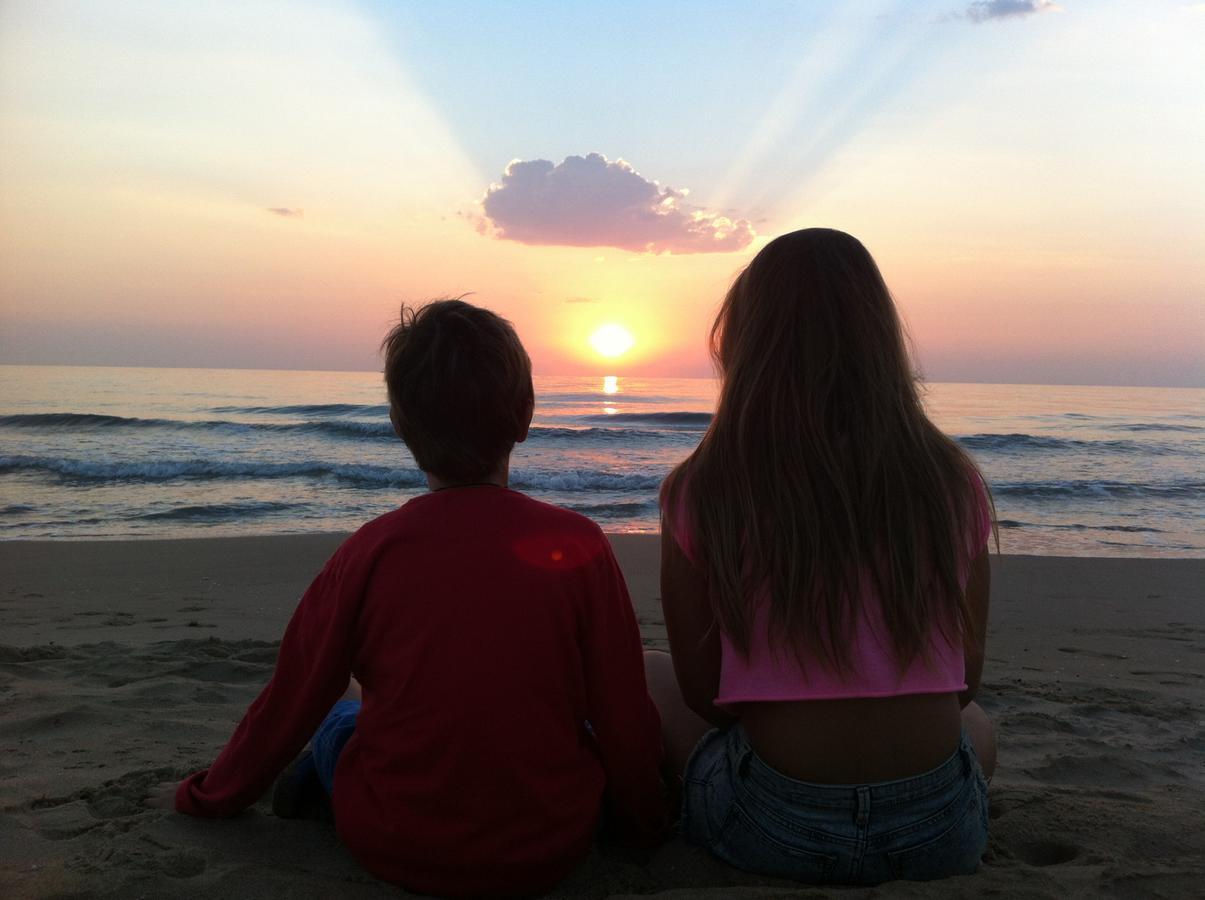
663;228;994;673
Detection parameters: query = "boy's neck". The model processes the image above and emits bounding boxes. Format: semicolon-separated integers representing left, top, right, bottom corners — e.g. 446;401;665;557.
425;459;510;493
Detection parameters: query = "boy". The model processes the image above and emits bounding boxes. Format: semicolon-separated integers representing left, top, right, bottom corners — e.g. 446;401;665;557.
150;300;667;896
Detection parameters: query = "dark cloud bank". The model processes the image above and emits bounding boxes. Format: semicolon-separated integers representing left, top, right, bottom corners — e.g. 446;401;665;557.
481;153;754;254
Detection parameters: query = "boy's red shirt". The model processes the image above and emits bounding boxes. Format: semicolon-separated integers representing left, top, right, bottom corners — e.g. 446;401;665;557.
176;486;667;896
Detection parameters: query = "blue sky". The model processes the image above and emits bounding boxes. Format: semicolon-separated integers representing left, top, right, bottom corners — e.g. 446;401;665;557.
358;1;1069;215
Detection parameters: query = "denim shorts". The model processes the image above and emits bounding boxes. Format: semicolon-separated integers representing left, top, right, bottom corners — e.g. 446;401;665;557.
681;724;989;885
310;699;361;796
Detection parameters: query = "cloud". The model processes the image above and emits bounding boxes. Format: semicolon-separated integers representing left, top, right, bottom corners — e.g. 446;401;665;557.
564;296;597;304
480;153;754;254
265;207;304;218
966;0;1060;22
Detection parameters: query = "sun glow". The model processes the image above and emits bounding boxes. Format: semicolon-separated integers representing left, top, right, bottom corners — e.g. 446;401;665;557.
589;324;635;358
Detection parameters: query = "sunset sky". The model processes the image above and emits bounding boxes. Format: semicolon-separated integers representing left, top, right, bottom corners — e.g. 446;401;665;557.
1;1;1202;386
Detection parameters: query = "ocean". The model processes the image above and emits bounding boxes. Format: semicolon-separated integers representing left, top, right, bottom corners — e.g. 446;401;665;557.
0;366;1201;557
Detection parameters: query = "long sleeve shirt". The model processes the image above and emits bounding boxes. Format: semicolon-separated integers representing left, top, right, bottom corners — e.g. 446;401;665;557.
176;486;666;897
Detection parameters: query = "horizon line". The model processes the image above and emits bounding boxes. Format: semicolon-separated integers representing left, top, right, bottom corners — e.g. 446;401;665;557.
0;361;1201;392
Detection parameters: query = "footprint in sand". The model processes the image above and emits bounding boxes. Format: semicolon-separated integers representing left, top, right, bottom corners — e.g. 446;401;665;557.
69;843;208;880
28;766;182;840
155;847;208;878
27;790;141;840
1012;840;1082;867
1129;670;1204;680
29;771;214;881
29;799;104;840
1056;646;1129;660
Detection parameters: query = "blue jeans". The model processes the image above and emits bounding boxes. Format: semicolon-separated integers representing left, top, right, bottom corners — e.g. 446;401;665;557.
310;699;361;796
681;724;989;884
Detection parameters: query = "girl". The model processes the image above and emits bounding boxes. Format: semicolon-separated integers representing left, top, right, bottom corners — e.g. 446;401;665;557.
648;228;996;885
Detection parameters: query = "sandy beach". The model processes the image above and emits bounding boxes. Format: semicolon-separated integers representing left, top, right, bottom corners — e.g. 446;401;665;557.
1;534;1202;899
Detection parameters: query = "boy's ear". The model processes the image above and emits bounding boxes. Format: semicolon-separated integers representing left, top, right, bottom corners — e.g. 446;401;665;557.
389;406;405;441
515;395;534;444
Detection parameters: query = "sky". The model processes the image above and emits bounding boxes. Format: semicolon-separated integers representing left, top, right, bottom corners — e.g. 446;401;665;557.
0;0;1202;386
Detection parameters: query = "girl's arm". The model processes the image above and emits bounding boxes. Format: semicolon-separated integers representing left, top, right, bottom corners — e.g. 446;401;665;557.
959;548;991;709
660;528;735;728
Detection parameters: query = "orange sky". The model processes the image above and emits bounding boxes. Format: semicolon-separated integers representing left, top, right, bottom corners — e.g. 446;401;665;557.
0;1;1202;386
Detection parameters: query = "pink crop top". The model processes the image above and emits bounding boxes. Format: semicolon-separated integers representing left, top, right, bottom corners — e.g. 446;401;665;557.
666;476;992;705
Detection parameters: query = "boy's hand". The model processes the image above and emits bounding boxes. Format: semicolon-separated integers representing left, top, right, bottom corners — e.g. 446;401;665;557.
143;781;178;811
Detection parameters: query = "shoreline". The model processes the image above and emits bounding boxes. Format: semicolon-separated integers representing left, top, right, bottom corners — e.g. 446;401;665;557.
4;530;1201;562
2;535;1203;897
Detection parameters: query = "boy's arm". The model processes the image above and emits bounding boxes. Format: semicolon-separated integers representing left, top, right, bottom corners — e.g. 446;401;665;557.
175;542;366;817
581;539;668;847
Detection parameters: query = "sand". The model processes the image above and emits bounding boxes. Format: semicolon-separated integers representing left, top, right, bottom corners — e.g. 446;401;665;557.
1;534;1203;899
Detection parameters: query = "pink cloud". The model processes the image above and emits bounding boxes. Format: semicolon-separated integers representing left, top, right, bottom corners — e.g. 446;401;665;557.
480;153;754;254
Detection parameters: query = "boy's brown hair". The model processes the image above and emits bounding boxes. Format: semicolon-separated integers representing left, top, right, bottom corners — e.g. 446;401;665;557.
382;299;533;482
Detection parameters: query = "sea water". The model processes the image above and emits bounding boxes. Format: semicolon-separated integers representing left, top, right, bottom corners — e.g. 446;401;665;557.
0;366;1200;557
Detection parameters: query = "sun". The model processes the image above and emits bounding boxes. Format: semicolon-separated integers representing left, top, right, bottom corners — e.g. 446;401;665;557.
589;324;635;359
